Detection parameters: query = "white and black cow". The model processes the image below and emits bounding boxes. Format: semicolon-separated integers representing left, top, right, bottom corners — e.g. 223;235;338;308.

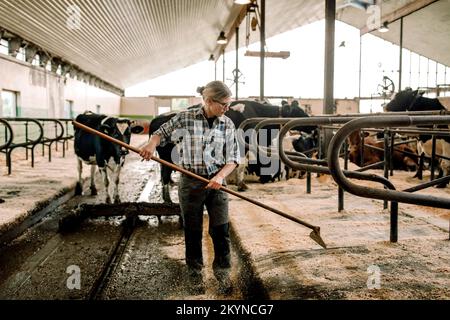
148;100;316;202
74;112;143;203
385;88;450;187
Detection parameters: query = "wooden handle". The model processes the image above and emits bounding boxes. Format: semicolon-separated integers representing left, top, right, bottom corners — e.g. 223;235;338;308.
72;120;320;232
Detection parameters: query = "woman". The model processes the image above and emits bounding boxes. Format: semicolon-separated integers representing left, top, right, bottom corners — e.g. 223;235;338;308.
140;81;240;294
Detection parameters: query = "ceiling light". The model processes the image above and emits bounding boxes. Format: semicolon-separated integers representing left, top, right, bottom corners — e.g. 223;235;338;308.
234;0;251;4
217;31;227;45
379;22;389;33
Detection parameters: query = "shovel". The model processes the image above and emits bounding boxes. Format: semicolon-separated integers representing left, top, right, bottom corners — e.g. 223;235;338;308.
73;120;327;249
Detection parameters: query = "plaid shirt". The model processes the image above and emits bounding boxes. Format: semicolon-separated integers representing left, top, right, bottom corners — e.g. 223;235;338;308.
153;107;241;176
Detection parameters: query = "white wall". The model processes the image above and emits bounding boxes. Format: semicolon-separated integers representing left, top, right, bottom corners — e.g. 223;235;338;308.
300;98;359;115
120;96;202;119
0;54;121;118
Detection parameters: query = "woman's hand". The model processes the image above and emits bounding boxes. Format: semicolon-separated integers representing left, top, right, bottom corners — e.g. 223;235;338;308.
139;142;155;161
140;135;161;161
206;175;224;190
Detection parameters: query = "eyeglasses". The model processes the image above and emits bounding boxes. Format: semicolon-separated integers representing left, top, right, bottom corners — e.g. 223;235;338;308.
212;99;231;109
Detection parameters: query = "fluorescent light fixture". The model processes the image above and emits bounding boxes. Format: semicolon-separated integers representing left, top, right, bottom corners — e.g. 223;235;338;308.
217;31;227;45
234;0;251;4
379;22;389;33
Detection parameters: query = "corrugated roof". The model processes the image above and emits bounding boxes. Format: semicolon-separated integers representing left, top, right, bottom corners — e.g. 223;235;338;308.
0;0;448;90
339;0;450;68
0;0;328;89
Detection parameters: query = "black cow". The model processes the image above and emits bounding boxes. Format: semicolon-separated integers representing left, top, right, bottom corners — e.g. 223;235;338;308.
74;112;143;203
149;111;179;203
385;88;446;112
148;100;316;202
385;88;450;186
225;100;318;186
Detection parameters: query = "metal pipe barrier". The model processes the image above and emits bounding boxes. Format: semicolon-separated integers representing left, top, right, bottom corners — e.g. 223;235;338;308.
277;116;403;241
56;118;75;157
0;118;13;152
327;115;450;210
1;118;44;175
240;116;397;223
235;113;450;242
239;116;401;205
36;119;65;162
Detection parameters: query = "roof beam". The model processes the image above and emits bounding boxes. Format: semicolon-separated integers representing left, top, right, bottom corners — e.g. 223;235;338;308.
244;50;290;59
360;0;438;35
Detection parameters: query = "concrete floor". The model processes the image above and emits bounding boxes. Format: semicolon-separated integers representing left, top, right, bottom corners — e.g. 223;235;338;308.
0;134;449;300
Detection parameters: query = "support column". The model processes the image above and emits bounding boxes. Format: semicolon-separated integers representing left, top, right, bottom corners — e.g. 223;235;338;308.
222;49;225;83
399;17;403;91
235;27;239;99
323;0;336;156
259;0;265;101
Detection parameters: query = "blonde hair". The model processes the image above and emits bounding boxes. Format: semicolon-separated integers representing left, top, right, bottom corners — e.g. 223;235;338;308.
196;81;232;102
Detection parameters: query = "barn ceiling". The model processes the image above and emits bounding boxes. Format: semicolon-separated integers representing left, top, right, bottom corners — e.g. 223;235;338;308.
338;0;450;69
0;0;448;91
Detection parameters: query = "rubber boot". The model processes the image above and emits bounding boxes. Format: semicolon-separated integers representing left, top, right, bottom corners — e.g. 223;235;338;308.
210;223;233;294
184;228;204;294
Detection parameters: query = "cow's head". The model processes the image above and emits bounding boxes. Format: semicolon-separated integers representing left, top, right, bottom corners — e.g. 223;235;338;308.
292;131;318;154
281;102;316;134
347;131;363;165
281;104;292;117
100;117;142;157
385;88;419;112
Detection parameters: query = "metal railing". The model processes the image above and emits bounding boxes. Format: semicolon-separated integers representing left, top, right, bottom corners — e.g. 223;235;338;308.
0;118;74;174
233;112;450;243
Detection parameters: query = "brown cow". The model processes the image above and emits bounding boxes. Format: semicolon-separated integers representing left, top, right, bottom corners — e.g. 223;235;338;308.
347;131;418;171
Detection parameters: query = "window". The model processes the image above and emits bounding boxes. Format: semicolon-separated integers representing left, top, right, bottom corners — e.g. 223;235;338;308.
172;98;189;111
0;39;8;55
16;47;26;62
32;54;40;67
64;100;74;119
158;107;171;115
1;90;19;117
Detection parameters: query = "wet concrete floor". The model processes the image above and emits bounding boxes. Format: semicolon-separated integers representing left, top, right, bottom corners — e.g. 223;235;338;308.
0;151;251;300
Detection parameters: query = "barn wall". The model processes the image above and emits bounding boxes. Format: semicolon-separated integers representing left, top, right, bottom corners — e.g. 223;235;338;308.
64;78;121;116
120;96;202;119
0;54;121;118
120;97;157;120
439;97;450;109
300;98;359;115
